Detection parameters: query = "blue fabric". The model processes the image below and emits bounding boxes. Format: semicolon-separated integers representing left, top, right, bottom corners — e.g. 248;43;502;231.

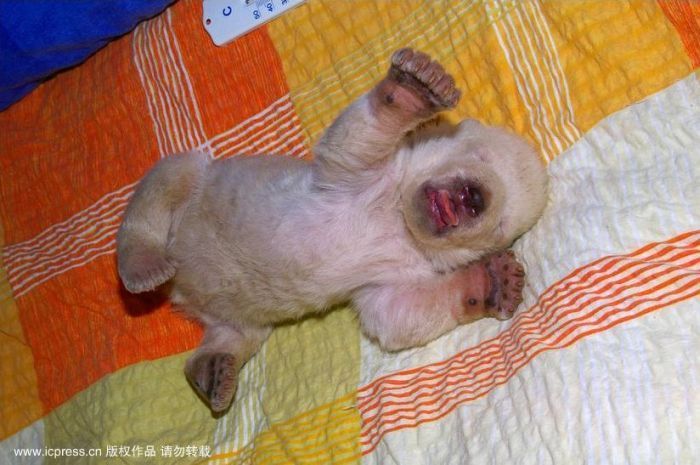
0;0;174;110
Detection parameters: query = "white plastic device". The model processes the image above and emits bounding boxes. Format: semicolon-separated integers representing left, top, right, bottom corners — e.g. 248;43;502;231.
203;0;305;46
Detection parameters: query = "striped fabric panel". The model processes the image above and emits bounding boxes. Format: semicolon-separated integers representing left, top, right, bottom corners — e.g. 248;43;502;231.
208;94;309;160
1;183;135;299
132;9;207;157
210;345;269;462
360;296;699;464
489;0;582;160
358;231;700;454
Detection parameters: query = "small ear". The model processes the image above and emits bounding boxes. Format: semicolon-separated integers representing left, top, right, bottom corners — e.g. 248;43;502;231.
458;118;483;131
496;218;509;245
409;117;460;141
461;117;481;125
470;148;492;163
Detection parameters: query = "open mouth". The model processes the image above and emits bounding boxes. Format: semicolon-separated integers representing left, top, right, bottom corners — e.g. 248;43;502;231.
425;181;485;232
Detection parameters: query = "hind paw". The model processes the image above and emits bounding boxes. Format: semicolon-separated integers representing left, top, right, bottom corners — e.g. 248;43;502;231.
118;249;176;293
186;352;238;413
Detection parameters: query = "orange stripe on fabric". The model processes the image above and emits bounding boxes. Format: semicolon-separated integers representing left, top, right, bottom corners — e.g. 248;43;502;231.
361;281;699;452
658;0;700;67
355;252;698;418
357;231;699;399
360;256;700;444
359;239;698;408
360;268;698;423
357;231;700;454
361;279;700;451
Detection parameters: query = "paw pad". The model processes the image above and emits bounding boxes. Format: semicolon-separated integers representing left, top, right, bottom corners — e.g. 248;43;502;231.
389;48;461;109
484;251;525;320
186;352;238;413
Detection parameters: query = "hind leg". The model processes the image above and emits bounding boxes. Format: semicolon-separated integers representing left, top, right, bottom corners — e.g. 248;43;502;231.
117;151;209;293
185;323;271;413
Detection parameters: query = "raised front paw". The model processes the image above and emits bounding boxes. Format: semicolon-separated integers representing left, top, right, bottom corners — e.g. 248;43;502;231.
388;48;461;110
483;250;525;320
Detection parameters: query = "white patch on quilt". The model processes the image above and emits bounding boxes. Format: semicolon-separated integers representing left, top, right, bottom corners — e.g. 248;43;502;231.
363;299;699;465
0;420;44;465
361;73;700;464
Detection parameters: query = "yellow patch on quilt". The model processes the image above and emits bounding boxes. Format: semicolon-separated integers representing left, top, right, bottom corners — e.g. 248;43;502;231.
268;0;423;106
267;0;544;156
262;308;360;425
538;0;693;135
269;0;694;163
43;352;218;464
203;310;361;463
0;223;43;440
210;392;360;465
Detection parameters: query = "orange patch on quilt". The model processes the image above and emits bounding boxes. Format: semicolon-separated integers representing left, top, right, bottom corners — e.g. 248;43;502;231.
658;0;700;67
169;0;291;140
16;253;202;412
0;0;295;415
0;33;160;245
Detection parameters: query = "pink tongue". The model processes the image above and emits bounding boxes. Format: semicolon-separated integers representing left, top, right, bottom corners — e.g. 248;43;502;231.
437;190;458;226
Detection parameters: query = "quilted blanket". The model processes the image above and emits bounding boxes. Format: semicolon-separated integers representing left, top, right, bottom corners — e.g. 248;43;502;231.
1;1;698;464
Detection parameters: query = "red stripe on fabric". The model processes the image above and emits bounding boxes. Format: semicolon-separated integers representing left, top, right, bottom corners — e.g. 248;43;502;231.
361;267;698;422
360;280;700;455
361;280;699;452
358;231;699;401
359;233;700;405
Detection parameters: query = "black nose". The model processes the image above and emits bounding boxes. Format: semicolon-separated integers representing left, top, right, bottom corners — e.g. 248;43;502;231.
461;185;485;217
